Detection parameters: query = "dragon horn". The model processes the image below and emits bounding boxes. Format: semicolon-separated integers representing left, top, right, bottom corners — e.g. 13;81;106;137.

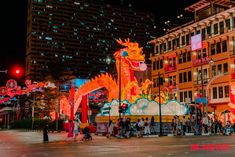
116;38;123;45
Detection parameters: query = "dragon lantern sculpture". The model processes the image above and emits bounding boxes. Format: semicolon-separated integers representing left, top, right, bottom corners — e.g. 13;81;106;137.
73;39;153;113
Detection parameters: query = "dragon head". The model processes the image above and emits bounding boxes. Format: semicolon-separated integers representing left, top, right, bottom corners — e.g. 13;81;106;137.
115;38;147;71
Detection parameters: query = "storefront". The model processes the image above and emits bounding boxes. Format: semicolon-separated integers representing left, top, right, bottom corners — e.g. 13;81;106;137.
0;107;13;129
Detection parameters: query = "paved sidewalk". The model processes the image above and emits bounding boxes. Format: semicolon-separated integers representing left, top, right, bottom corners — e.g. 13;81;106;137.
1;130;100;144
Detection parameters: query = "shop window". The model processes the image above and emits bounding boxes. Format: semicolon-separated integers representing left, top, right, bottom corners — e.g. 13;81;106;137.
219;86;223;98
224;85;229;98
213;87;217;99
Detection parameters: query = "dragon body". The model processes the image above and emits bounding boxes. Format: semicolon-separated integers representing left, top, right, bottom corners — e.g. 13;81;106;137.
73;39;152;114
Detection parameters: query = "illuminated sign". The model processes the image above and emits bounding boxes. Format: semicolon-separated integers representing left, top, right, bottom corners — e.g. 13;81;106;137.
191;34;202;51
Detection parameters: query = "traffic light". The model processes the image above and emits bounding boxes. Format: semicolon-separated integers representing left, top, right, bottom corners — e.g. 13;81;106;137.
10;66;24;78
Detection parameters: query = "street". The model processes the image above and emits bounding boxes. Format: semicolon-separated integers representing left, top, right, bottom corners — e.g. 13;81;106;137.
0;130;234;157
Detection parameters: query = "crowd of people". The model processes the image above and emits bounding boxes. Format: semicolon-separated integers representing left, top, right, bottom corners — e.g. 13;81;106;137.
107;116;157;138
171;114;234;136
106;114;235;138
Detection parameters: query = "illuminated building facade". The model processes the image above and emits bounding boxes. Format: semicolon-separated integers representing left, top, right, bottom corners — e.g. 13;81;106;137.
149;0;235;114
26;0;156;81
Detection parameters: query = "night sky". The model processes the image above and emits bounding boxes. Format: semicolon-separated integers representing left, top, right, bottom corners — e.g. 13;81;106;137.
0;0;198;81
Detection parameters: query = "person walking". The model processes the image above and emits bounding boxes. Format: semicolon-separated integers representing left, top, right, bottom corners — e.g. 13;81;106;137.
150;116;156;135
43;121;49;143
66;120;74;143
182;116;186;135
107;120;114;138
144;117;151;135
73;118;81;142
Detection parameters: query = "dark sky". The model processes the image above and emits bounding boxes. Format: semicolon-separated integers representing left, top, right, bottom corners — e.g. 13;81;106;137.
0;0;198;80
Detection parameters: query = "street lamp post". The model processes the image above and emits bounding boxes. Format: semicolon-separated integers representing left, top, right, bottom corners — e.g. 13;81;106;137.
158;72;163;136
118;57;122;119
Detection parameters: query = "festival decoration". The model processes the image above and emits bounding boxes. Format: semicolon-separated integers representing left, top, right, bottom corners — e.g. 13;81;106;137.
73;38;153;115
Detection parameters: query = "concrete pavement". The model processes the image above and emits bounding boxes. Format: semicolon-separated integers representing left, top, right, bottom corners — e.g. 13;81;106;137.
0;130;235;157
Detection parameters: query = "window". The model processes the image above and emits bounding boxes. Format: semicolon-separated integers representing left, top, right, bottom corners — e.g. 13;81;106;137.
160;59;163;69
156;60;159;69
222;40;227;52
223;63;228;74
183;53;187;63
188;71;192;82
191;32;194;37
225;19;231;30
202;28;206;40
216;42;221;54
153;61;157;70
156;45;159;54
214;23;218;35
176;38;180;47
207;26;211;37
219;21;224;34
213;87;217;99
180;92;183;102
211;43;215;55
184;91;188;100
189;91;192;100
202;48;207;58
212;65;216;77
186;34;189;45
187;51;191;61
168;41;171;51
219;86;223;98
181;36;185;46
224;85;229;98
218;64;222;75
179;73;183;83
183;72;187;82
169;76;172;85
178;54;182;64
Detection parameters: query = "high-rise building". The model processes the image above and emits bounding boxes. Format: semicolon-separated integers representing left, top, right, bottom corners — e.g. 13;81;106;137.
26;0;156;81
149;0;235;115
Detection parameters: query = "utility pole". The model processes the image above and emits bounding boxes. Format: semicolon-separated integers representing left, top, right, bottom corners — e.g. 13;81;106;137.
158;72;162;136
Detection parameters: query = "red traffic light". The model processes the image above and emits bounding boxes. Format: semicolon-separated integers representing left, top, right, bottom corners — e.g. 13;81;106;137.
10;65;24;78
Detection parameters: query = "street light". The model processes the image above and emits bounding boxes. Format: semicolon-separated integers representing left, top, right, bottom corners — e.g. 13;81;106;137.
206;58;214;119
158;72;163;136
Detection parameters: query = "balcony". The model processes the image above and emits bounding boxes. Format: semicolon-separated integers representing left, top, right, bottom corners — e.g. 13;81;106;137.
194;78;210;85
191;57;208;67
164;65;177;73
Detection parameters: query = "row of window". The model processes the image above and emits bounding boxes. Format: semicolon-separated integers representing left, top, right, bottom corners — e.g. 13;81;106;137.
212;85;229;99
155;17;235;54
